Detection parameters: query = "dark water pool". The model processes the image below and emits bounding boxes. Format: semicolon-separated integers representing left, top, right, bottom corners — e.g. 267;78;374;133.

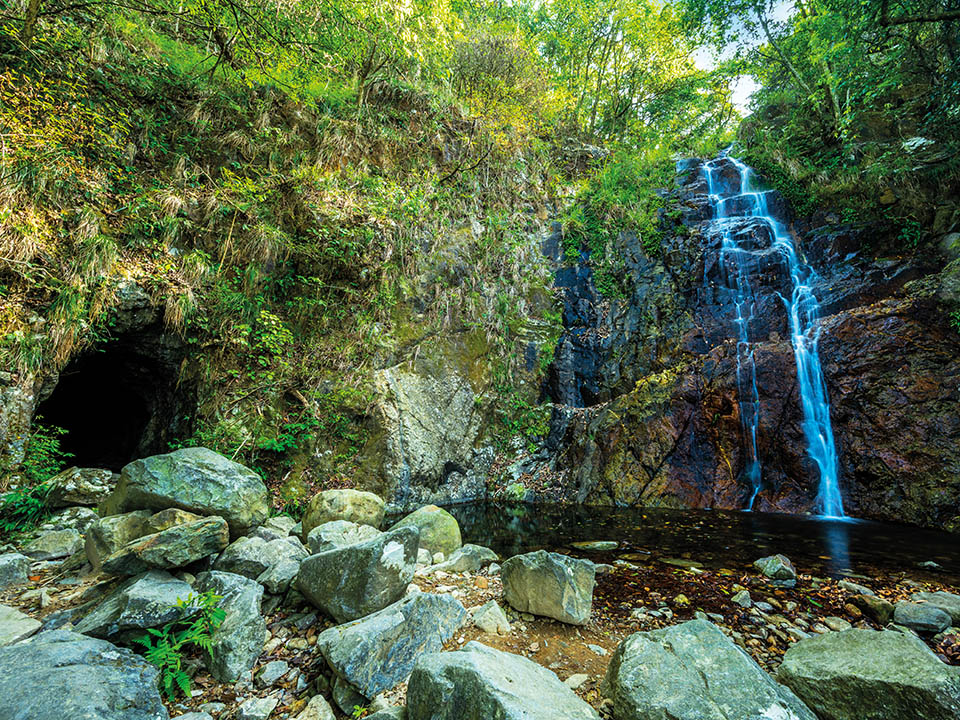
441;503;959;583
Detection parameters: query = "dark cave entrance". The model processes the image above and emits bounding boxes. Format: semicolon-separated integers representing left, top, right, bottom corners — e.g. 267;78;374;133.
35;328;195;471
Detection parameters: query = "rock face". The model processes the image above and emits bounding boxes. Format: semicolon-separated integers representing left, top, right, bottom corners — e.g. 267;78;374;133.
390;505;462;556
407;641;599;720
102;516;229;575
603;620;816;720
306;520;382;554
501;550;595;625
317;592;467;699
0;629;169;720
46;467;115;507
296;527;419;622
194;571;266;683
778;628;960;719
301;489;386;538
102;447;269;536
74;570;196;640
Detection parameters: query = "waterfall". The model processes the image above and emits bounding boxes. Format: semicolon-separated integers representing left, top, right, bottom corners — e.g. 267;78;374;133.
702;155;845;518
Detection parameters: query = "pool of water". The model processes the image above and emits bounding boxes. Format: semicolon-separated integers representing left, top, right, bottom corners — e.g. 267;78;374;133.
441;503;959;582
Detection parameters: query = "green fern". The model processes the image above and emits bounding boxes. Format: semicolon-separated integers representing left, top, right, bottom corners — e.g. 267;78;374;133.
133;591;225;700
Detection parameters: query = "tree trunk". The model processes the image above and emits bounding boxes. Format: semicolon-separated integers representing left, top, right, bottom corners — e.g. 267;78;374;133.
20;0;42;47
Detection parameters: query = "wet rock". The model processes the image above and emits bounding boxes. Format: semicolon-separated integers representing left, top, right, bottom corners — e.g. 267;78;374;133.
46;467;115;508
0;629;169;720
602;619;815;720
306;520;381;554
85;510;154;571
894;601;952;635
470;600;511;635
390;505;461;556
23;528;83;560
911;591;960;626
74;570;196;640
301;489;385;539
102;447;269;537
236;697;278;720
850;594;894;625
296;527;418;623
102;516;229;576
0;603;42;645
502;550;595;625
294;695;336;720
214;535;308;580
194;571;266;683
0;552;30;587
407;641;598;720
754;554;797;581
429;544;498;574
778;628;960;719
317;592;467;699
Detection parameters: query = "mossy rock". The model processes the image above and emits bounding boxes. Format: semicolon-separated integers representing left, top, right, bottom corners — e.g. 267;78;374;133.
390;504;462;556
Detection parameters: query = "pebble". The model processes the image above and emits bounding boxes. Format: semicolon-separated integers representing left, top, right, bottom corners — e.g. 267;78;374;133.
823;617;852;632
731;590;752;608
839;579;874;596
586;643;608;656
564;674;589;690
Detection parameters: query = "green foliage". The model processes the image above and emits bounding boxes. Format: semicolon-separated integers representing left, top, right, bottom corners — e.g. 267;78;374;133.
0;482;52;536
20;420;72;484
950;309;960;336
133;591;225;700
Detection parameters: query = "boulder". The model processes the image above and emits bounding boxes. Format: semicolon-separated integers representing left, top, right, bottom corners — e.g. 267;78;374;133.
317;592;467;699
46;467;115;507
194;571;266;683
430;544;498;574
85;510;154;571
213;535;308;581
911;591;960;626
102;516;229;576
470;600;510;635
301;489;386;539
850;594;894;625
74;570;196;640
306;520;382;554
778;628;960;719
0;629;169;720
390;505;461;556
22;529;83;560
252;515;298;542
296;526;419;622
501;550;595;625
0;603;41;646
602;619;816;720
256;557;302;594
40;506;99;534
894;601;951;635
0;553;30;587
407;641;599;720
754;554;797;581
102;447;269;537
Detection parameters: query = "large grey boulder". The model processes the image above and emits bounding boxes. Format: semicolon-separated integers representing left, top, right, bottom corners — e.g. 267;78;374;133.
602;619;815;720
0;629;169;720
102;516;229;576
501;550;595;625
102;447;269;537
213;535;308;580
301;489;386;539
911;591;960;626
407;641;599;720
296;526;419;622
317;592;467;699
778;628;960;719
74;570;196;640
894;601;951;635
85;510;154;571
194;571;266;683
0;604;41;646
46;467;115;507
306;520;381;554
22;528;83;560
390;505;461;556
0;553;30;587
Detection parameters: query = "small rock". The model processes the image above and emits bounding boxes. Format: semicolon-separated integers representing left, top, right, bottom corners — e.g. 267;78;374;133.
838;579;873;597
570;541;617;551
731;590;752;608
565;673;589;690
0;603;42;646
910;591;960;626
236;696;279;720
754;554;797;581
417;548;432;566
432;552;445;565
199;702;227;716
429;544;498;574
488;562;501;576
173;713;213;720
194;571;266;683
255;660;289;688
294;694;336;720
470;600;511;635
844;603;862;619
823;617;852;632
850;594;895;625
893;601;951;635
587;644;607;656
0;553;30;588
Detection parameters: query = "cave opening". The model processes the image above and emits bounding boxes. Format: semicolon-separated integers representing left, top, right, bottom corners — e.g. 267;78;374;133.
34;329;195;471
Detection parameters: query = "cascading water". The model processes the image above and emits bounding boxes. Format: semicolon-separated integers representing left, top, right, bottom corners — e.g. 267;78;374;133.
702;154;845;518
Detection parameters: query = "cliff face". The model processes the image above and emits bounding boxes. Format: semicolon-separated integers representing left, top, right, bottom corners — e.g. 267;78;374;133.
543;159;960;531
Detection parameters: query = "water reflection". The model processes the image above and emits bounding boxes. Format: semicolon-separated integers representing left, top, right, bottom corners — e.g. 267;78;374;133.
437;502;958;581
